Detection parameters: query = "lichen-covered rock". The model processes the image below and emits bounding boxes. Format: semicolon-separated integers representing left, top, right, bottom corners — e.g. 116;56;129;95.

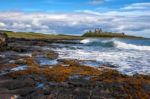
0;32;8;50
46;51;58;60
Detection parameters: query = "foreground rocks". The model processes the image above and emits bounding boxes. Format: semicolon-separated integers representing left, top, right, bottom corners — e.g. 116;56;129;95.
1;67;150;99
0;37;150;99
1;56;150;99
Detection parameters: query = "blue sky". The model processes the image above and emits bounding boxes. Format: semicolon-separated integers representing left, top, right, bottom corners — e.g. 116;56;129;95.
0;0;149;11
0;0;150;37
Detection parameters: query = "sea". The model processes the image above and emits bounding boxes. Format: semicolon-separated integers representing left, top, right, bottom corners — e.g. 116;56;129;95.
50;38;150;75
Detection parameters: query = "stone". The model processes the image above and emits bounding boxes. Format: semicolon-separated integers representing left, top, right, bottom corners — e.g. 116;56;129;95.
0;32;8;50
46;51;58;60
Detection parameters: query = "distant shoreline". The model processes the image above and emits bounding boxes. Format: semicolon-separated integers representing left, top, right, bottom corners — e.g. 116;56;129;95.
82;29;145;39
0;30;149;40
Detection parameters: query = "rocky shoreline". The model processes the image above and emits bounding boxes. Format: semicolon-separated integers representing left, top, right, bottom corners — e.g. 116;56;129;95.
0;33;150;99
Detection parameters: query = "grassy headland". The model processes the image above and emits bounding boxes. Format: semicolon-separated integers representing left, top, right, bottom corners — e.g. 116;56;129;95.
3;30;83;40
1;29;144;40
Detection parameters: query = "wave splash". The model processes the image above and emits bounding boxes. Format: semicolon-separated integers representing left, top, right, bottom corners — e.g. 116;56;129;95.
80;38;150;51
80;39;115;47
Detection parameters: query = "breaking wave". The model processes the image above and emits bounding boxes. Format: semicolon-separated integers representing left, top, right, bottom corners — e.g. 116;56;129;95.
80;38;150;51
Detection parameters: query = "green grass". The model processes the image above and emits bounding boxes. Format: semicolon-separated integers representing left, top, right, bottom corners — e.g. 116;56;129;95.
5;31;83;40
1;30;143;40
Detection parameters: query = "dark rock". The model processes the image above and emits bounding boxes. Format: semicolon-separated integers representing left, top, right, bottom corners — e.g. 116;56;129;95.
0;32;8;50
6;45;29;52
54;40;81;44
43;84;51;95
46;51;58;60
0;94;18;99
15;58;27;65
57;59;81;66
25;92;49;99
72;88;90;99
0;78;35;90
102;62;118;68
68;75;93;88
12;87;35;97
142;83;150;93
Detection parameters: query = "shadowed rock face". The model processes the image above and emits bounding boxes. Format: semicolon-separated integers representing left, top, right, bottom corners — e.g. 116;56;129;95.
0;32;8;49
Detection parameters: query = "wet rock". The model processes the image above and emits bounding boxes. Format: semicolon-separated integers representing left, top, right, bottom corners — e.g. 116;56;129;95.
7;46;29;52
68;75;93;88
142;83;150;93
46;51;58;60
15;58;27;65
0;78;34;90
13;87;35;97
0;94;18;99
43;84;51;95
0;32;8;50
25;92;48;99
100;62;118;68
80;60;101;67
54;40;81;44
73;88;90;99
57;59;81;66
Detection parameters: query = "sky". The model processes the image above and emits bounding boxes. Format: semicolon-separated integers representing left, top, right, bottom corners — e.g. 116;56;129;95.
0;0;150;37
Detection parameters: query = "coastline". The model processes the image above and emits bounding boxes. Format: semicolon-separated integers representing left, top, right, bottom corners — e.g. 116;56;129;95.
0;36;150;98
3;30;149;40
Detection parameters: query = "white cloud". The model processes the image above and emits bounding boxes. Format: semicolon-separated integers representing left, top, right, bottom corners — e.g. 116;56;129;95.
0;22;6;27
0;2;150;37
122;3;150;10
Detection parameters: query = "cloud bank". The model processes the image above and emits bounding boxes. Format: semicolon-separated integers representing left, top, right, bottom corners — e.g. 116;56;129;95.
0;2;150;37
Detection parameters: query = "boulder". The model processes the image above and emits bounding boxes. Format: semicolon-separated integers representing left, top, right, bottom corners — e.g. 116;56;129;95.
0;32;8;49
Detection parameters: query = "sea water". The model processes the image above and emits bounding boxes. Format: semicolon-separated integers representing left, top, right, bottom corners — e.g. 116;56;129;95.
53;38;150;75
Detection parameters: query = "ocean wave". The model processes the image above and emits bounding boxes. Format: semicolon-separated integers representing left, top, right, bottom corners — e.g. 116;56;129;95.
114;41;150;51
80;38;115;47
80;38;150;51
